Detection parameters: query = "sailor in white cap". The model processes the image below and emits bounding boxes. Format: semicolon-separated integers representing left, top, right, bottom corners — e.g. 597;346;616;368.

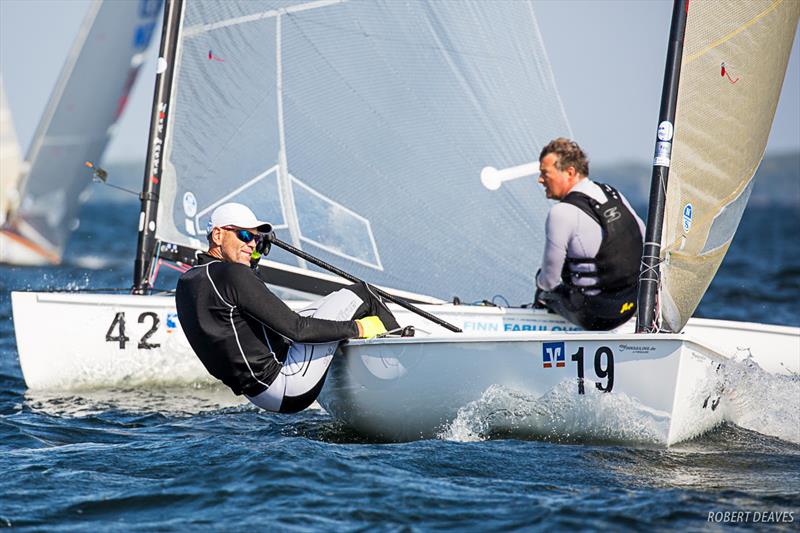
176;202;399;413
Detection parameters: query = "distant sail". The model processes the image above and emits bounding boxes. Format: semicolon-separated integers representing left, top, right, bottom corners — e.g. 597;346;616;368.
659;0;799;331
157;0;571;304
0;75;23;227
1;0;162;265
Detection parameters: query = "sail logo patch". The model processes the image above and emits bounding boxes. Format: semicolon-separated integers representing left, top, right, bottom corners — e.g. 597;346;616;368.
683;203;693;232
166;312;179;333
543;342;565;368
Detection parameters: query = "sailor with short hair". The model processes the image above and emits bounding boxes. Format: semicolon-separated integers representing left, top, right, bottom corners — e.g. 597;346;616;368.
535;138;645;330
175;202;399;413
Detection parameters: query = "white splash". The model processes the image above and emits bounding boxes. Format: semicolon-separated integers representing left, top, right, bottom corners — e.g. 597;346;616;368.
71;254;122;270
718;358;800;445
440;356;800;447
440;381;670;445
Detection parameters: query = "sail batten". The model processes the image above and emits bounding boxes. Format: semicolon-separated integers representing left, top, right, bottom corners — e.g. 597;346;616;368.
183;0;346;38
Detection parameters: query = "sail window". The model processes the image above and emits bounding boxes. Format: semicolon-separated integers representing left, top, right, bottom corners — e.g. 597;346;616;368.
700;179;754;255
292;176;383;270
191;165;287;235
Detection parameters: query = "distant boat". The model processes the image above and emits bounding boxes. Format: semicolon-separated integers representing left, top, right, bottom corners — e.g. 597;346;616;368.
0;75;24;230
0;0;162;266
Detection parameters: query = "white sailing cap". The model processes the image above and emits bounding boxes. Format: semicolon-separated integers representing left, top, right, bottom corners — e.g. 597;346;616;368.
206;202;273;234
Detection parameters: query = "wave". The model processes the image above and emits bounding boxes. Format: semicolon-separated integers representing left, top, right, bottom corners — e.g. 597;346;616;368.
440;381;670;445
718;357;800;445
69;254;129;270
439;355;800;447
23;385;248;418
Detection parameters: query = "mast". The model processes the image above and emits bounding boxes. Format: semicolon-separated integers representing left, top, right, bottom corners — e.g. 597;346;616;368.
635;0;688;333
133;0;184;294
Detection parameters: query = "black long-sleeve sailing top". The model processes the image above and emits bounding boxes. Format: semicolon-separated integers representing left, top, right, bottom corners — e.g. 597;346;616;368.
175;253;358;396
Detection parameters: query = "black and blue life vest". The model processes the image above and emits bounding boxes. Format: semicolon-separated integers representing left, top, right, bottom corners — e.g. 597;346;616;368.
559;182;643;293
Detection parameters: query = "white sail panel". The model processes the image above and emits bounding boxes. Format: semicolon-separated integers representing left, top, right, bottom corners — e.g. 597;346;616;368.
159;0;571;303
659;0;799;331
6;0;162;261
0;75;23;226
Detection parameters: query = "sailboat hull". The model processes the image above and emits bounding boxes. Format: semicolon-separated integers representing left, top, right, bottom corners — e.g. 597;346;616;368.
318;334;729;445
11;291;798;392
11;292;210;390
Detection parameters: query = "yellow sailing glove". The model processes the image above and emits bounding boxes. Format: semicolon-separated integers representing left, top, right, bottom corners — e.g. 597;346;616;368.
355;316;387;339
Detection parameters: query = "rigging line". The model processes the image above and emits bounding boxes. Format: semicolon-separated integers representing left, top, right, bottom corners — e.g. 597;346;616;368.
147;244;162;286
97;181;140;197
639;254;663;279
157;259;191;274
684;0;783;63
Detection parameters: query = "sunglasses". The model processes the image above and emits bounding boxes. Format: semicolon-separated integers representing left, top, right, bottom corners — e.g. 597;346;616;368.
223;227;260;243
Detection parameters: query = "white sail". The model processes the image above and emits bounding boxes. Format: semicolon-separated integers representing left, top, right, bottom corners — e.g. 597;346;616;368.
157;0;571;304
0;75;23;227
658;0;800;332
1;0;162;265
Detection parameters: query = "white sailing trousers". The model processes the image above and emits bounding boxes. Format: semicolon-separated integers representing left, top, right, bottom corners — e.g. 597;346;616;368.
245;289;363;413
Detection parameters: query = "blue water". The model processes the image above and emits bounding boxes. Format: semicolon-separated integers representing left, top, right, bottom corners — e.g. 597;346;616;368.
1;191;799;530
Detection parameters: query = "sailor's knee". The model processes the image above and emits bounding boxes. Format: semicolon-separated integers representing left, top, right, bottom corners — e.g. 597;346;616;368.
344;281;370;300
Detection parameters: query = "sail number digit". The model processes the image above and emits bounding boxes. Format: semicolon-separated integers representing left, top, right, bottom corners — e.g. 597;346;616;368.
570;346;614;394
571;347;585;394
593;347;614;392
137;312;161;349
105;312;130;349
105;312;161;350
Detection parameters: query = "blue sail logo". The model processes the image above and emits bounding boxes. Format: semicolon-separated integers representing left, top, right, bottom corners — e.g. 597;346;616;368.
683;203;693;232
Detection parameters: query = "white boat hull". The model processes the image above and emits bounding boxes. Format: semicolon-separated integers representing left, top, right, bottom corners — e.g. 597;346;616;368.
12;292;209;389
318;333;731;445
11;290;799;396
